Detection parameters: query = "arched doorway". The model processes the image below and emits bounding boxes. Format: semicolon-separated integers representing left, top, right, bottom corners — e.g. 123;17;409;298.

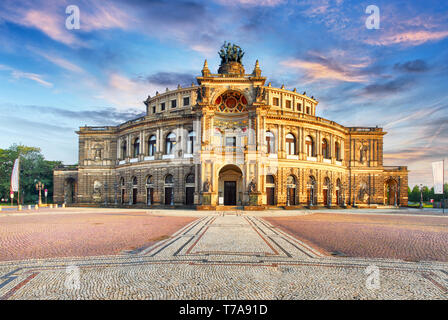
218;165;243;206
185;174;195;205
64;178;76;204
164;174;174;205
286;175;297;205
131;176;138;205
323;177;330;206
266;175;276;205
385;178;398;206
307;176;316;206
146;175;154;206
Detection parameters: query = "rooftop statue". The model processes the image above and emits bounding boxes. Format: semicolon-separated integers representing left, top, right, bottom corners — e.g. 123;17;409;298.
218;41;245;64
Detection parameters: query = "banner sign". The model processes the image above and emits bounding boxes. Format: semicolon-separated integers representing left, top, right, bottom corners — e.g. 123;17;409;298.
10;158;19;192
432;161;444;194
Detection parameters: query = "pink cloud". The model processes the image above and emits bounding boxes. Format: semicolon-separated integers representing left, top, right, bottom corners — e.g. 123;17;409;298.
281;59;369;83
21;9;78;46
366;30;448;46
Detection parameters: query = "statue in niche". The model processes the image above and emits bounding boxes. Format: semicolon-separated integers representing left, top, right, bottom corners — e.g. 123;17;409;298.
248;179;256;194
92;180;102;202
203;179;211;192
360;145;368;164
358;181;369;202
255;86;266;102
94;148;102;160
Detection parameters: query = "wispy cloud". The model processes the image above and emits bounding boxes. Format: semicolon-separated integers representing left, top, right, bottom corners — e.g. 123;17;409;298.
11;70;53;87
281;50;371;83
366;30;448;46
214;0;285;6
32;49;84;73
0;64;53;87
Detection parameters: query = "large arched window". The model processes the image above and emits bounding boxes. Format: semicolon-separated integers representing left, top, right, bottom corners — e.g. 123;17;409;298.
185;174;195;184
165;174;174;184
286;133;296;155
121;140;127;159
322;138;329;159
148;135;156;156
133;138;140;158
165;132;176;155
187;131;195;154
215;91;248;113
306;136;314;157
335;142;341;161
266;131;275;154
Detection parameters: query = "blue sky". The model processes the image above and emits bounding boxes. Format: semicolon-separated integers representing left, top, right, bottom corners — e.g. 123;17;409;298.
0;0;447;187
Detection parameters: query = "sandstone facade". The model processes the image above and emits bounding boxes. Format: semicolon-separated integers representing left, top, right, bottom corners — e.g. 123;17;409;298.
54;52;408;208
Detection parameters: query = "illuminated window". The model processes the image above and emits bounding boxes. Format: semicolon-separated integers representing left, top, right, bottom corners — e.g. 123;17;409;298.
306;136;314;157
166;132;176;155
286;133;296;155
266;131;275;154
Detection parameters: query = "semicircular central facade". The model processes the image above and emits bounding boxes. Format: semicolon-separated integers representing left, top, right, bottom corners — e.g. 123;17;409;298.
54;45;408;209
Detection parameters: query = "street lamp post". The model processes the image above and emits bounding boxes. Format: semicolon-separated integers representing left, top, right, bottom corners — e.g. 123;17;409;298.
35;181;44;206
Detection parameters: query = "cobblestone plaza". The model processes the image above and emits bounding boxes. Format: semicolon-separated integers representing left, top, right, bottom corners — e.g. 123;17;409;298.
0;208;447;300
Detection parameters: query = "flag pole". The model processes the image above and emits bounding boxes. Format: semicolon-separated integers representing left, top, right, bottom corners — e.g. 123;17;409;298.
443;159;445;214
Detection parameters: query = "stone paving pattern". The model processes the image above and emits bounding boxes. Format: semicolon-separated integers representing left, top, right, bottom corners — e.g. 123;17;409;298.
0;208;447;300
0;209;196;261
266;213;448;262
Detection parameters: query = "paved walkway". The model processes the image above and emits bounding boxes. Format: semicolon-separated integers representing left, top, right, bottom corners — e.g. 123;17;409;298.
0;211;447;299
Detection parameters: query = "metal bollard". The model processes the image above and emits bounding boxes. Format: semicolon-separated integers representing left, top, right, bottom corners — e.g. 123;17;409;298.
49;204;53;208
62;203;66;208
35;205;39;210
28;205;31;210
18;205;22;211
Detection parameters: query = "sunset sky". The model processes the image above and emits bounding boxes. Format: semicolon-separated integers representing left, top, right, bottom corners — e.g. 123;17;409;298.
0;0;447;187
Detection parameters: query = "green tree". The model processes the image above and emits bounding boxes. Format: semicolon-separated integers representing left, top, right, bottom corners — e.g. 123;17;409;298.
408;185;421;202
0;144;62;204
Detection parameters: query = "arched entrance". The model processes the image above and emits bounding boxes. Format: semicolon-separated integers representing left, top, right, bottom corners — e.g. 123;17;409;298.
218;165;243;206
64;178;76;204
185;174;195;205
385;178;398;206
131;176;138;205
266;175;276;205
164;174;174;205
323;177;330;206
307;176;316;206
286;175;297;205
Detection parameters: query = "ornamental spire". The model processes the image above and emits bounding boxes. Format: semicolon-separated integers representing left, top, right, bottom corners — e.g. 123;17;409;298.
252;59;262;77
202;59;210;77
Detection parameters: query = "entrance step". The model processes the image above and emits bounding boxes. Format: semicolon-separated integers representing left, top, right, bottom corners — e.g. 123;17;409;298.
215;206;244;211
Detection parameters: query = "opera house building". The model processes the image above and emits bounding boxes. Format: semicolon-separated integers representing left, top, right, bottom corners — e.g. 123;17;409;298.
54;44;408;209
